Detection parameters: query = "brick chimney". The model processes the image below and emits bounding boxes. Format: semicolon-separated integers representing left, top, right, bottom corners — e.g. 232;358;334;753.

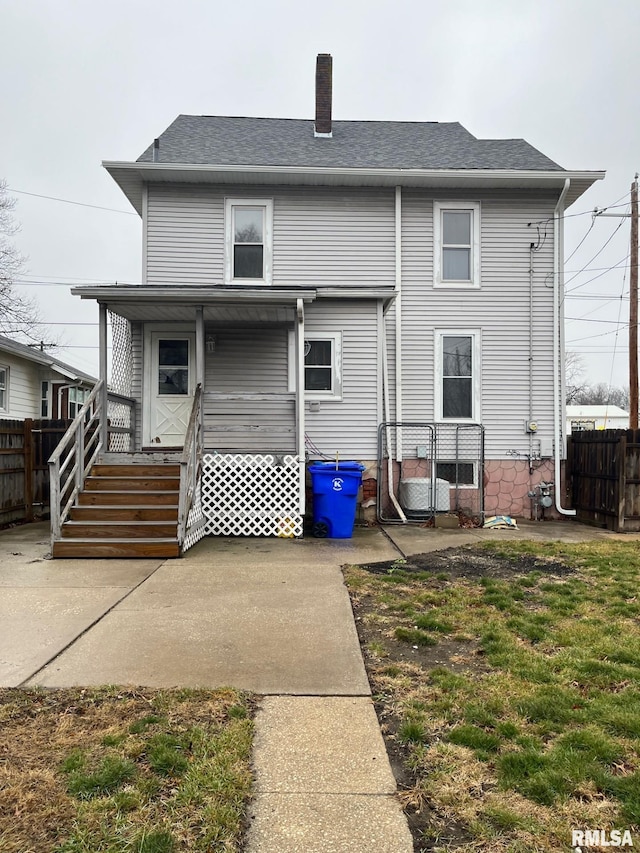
315;53;332;137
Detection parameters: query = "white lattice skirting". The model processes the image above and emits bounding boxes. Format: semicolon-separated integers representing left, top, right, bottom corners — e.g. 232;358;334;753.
201;453;303;537
183;478;207;552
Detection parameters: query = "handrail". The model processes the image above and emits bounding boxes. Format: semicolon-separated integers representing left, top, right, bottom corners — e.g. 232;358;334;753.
178;384;203;548
49;380;136;548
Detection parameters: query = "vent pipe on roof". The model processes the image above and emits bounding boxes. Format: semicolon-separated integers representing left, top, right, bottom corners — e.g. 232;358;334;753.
315;54;333;138
153;138;160;162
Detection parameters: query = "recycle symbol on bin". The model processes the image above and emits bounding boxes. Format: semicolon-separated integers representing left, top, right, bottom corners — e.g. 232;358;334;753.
332;477;344;491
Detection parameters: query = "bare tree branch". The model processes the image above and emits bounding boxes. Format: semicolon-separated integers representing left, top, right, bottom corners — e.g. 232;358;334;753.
0;179;54;345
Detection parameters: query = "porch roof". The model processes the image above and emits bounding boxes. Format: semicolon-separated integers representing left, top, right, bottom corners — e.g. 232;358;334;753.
70;284;395;324
71;285;317;324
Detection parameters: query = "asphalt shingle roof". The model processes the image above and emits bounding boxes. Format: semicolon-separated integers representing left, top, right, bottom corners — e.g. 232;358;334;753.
137;116;564;172
0;334;96;383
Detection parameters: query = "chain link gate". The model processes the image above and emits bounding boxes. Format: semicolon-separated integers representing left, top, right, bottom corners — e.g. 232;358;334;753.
377;422;484;523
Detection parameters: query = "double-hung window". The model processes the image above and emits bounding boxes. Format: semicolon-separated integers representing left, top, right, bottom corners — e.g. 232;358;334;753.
225;198;273;284
435;331;480;421
433;201;480;287
288;332;343;400
68;387;90;418
0;366;7;412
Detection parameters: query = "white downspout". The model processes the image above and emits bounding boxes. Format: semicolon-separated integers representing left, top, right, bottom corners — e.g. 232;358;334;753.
296;299;306;519
553;178;575;516
382;310;407;522
395;186;403;460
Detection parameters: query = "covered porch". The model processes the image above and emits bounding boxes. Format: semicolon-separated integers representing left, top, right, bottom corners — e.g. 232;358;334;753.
49;287;316;557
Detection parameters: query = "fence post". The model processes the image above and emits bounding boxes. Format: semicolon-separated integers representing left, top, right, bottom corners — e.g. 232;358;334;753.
616;432;627;532
23;418;34;523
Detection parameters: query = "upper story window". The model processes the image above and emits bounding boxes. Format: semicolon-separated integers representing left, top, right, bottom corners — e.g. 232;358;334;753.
433;201;480;288
435;330;481;421
0;366;8;412
225;198;273;285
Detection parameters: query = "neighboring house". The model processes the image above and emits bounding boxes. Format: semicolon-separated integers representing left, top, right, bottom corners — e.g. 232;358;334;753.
51;54;604;557
0;334;95;421
566;405;629;434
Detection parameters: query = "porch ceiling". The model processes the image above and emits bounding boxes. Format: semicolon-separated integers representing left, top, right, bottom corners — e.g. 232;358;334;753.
71;286;316;325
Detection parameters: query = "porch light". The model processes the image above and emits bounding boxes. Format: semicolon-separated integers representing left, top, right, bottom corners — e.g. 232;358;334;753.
206;334;217;353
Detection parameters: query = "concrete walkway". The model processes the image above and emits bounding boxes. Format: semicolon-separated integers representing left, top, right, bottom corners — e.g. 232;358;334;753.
0;518;622;851
0;522;412;852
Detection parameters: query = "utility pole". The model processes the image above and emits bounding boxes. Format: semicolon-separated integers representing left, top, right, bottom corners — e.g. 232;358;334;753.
631;176;638;428
593;174;639;428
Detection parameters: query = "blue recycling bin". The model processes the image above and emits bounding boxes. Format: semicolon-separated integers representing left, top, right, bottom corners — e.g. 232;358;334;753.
308;461;365;538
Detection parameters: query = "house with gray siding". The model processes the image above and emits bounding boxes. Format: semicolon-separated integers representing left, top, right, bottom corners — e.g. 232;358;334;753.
50;54;604;557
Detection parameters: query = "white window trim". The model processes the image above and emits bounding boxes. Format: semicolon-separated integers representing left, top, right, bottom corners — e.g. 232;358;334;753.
41;380;49;418
0;365;8;413
433;201;481;288
224;197;273;285
434;329;481;423
288;331;343;401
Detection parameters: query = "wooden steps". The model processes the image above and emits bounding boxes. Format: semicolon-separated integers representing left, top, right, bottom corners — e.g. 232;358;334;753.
52;460;181;559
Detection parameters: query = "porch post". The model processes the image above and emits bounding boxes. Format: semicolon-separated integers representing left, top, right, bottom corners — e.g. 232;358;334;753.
195;305;205;386
296;299;306;517
99;302;108;449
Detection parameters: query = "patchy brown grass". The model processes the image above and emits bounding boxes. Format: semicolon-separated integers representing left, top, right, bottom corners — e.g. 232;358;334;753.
0;687;254;853
345;541;640;852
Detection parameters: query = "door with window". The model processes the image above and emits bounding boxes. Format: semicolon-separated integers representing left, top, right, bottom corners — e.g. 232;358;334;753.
145;332;195;446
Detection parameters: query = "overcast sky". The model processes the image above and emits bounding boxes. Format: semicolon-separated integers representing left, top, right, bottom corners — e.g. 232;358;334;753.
2;0;638;389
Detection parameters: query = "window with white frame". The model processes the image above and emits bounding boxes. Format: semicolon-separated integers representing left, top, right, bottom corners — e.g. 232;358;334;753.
435;331;480;421
68;387;90;418
433;201;480;287
41;380;49;418
288;332;343;399
0;366;7;412
225;198;273;284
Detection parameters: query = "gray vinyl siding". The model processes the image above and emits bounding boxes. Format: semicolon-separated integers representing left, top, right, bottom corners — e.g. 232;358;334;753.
202;327;293;452
304;300;379;459
273;188;394;286
140;182;561;463
146;186;224;285
145;184;395;287
400;191;558;459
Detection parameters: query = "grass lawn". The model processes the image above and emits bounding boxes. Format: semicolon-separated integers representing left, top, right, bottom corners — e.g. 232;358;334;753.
0;687;254;853
344;539;640;852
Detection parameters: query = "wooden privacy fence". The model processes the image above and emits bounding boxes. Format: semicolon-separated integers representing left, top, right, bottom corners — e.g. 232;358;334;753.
567;429;640;532
0;418;71;526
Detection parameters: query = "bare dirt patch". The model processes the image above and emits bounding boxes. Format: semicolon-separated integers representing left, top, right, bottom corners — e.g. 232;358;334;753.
357;544;573;581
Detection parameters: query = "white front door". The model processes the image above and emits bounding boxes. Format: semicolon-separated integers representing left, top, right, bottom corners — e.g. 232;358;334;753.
144;331;195;446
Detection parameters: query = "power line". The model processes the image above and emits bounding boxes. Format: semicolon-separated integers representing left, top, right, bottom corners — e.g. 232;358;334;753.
564;216;628;286
564;254;630;295
8;187;138;216
566;317;629;325
567;327;628;344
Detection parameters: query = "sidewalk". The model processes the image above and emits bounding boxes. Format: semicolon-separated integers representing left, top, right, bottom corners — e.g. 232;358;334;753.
0;521;413;852
0;518;619;851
